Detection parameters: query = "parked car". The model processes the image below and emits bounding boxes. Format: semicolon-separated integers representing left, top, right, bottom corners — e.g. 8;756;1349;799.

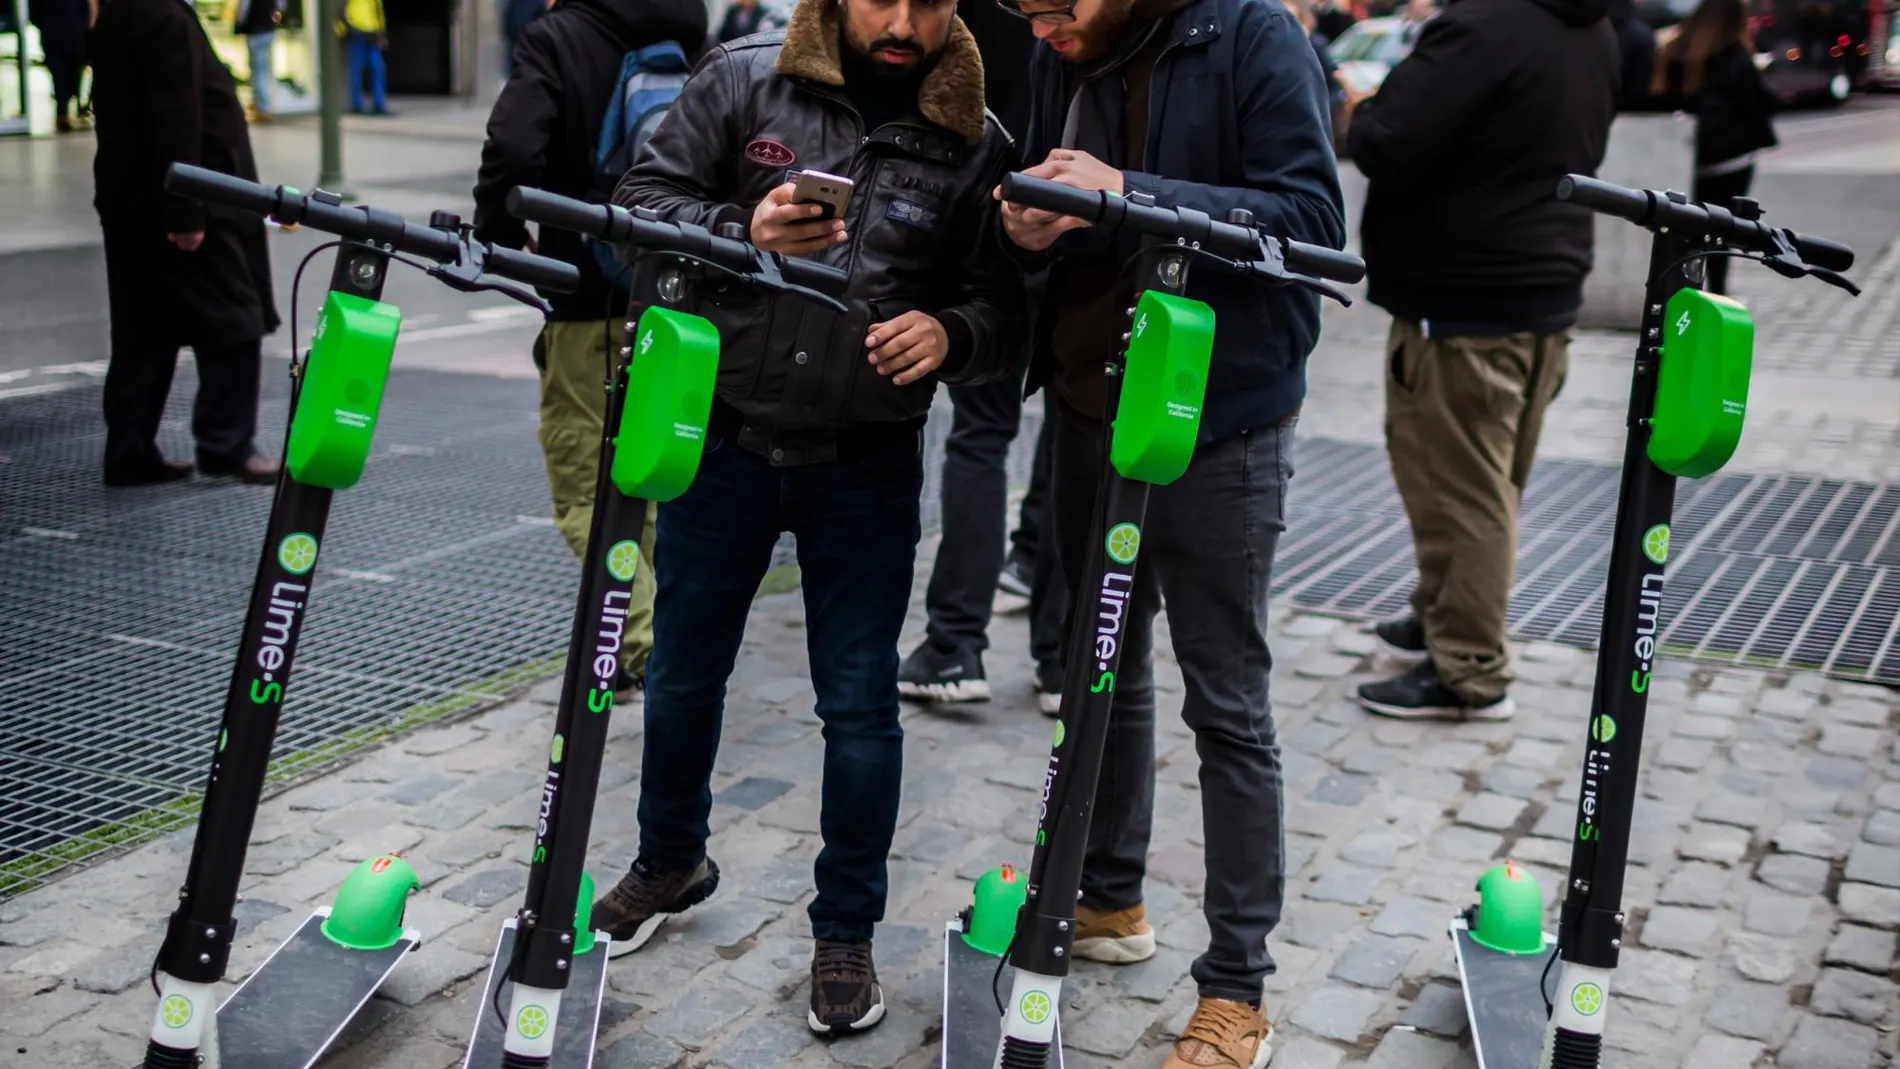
1327;16;1419;96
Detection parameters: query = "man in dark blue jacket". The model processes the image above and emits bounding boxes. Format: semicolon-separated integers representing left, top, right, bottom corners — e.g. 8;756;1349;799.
997;0;1343;1061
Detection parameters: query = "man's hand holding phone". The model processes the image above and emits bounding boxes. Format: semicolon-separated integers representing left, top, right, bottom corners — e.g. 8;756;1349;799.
751;182;848;256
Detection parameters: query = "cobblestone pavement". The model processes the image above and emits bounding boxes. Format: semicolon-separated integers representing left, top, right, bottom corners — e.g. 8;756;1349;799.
4;543;1897;1068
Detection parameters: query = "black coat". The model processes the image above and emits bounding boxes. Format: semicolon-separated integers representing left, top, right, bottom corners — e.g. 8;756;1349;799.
472;0;712;320
956;0;1037;142
1655;42;1777;168
612;0;1024;463
1347;0;1619;332
91;0;278;348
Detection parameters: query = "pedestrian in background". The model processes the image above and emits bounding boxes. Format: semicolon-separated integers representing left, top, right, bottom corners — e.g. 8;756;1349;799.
89;0;280;486
895;0;1064;712
473;0;710;693
235;0;284;121
1651;0;1776;294
338;0;389;115
1347;0;1617;720
717;0;769;41
29;0;90;132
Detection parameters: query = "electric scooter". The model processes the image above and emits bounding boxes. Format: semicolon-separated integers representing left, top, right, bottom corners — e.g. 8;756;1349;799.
141;163;579;1069
1448;175;1858;1069
457;187;852;1069
940;173;1366;1069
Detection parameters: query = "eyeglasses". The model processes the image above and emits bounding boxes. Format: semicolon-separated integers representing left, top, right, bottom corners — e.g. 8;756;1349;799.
994;0;1077;24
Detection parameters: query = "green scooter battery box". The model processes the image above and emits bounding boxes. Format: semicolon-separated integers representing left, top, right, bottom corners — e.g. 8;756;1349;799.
612;306;721;502
1648;287;1754;478
287;292;401;490
1110;289;1215;485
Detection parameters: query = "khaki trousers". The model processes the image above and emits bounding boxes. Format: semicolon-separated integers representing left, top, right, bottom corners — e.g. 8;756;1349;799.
1384;318;1570;703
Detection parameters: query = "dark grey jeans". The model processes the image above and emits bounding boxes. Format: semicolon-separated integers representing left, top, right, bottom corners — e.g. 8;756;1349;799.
1052;408;1294;1002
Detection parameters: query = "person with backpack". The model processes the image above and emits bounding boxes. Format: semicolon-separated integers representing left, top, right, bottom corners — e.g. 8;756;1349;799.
472;0;711;694
585;0;1023;1036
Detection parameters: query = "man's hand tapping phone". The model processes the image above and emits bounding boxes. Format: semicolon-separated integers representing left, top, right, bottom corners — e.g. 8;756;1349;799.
750;169;855;256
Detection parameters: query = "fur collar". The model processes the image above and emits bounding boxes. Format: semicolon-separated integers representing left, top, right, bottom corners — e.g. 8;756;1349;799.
775;0;989;142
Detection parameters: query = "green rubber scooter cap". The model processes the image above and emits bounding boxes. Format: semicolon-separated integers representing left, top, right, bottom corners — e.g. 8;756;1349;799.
322;854;419;951
1469;861;1546;955
962;863;1028;956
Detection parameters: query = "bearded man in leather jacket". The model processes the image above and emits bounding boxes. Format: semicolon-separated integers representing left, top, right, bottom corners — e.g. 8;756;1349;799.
587;0;1022;1038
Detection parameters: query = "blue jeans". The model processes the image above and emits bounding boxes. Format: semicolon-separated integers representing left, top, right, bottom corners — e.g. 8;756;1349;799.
637;425;925;942
246;33;273;114
344;32;386;113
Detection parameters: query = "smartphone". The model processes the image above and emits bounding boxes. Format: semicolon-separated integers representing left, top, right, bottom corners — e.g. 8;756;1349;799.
790;169;855;222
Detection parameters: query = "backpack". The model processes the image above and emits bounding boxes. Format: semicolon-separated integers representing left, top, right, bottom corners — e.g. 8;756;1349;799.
590;41;693;288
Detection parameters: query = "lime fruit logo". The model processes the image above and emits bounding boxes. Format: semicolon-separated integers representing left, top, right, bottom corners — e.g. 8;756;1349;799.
1019;990;1053;1025
515;1004;550;1039
1642;524;1669;565
605;540;640;583
160;994;193;1029
550;734;565;763
278;532;319;575
1053;721;1065;749
1571;982;1604;1017
1104;523;1141;566
1592;715;1617;744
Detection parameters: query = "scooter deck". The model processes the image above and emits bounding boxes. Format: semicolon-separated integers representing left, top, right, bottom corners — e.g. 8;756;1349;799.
464;918;612;1069
941;921;1064;1069
1451;918;1558;1069
216;909;419;1069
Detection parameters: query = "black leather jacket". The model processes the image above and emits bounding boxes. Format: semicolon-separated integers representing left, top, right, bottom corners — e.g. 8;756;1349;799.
614;0;1024;466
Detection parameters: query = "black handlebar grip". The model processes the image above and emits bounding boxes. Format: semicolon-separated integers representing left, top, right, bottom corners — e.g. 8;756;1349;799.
165;163;279;217
506;187;615;239
778;257;850;299
998;173;1108;223
1282;240;1366;285
1555;174;1650;224
484;245;582;294
1791;233;1854;273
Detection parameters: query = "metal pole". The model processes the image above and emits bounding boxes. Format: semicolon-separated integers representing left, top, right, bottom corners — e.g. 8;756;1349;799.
316;0;344;190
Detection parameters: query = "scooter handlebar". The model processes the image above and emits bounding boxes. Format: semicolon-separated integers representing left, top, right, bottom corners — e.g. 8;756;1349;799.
1557;174;1855;273
509;186;851;300
164;163;280;218
1282;240;1366;285
482;245;583;294
998;172;1364;282
163;163;580;293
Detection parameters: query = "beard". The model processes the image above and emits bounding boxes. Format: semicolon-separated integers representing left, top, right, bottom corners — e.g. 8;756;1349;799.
841;27;939;84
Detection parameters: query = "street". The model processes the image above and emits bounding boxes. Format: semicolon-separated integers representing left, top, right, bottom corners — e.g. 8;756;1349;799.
0;92;1896;1069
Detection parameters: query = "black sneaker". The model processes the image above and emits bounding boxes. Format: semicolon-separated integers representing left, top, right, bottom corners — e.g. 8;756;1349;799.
1035;659;1063;718
897;642;991;703
614;666;645;703
1373;615;1429;664
1356;659;1514;722
997;557;1033;598
590;857;720;957
808;938;886;1035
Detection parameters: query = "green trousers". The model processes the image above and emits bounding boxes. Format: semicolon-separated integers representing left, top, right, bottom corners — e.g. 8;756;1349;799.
534;319;657;677
1384;318;1570;704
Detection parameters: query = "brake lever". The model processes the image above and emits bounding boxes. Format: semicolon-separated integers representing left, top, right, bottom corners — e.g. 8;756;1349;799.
429;234;556;315
1758;226;1861;297
734;247;851;315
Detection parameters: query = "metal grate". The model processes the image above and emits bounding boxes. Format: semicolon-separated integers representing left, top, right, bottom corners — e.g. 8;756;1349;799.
0;366;583;897
1274;439;1900;685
